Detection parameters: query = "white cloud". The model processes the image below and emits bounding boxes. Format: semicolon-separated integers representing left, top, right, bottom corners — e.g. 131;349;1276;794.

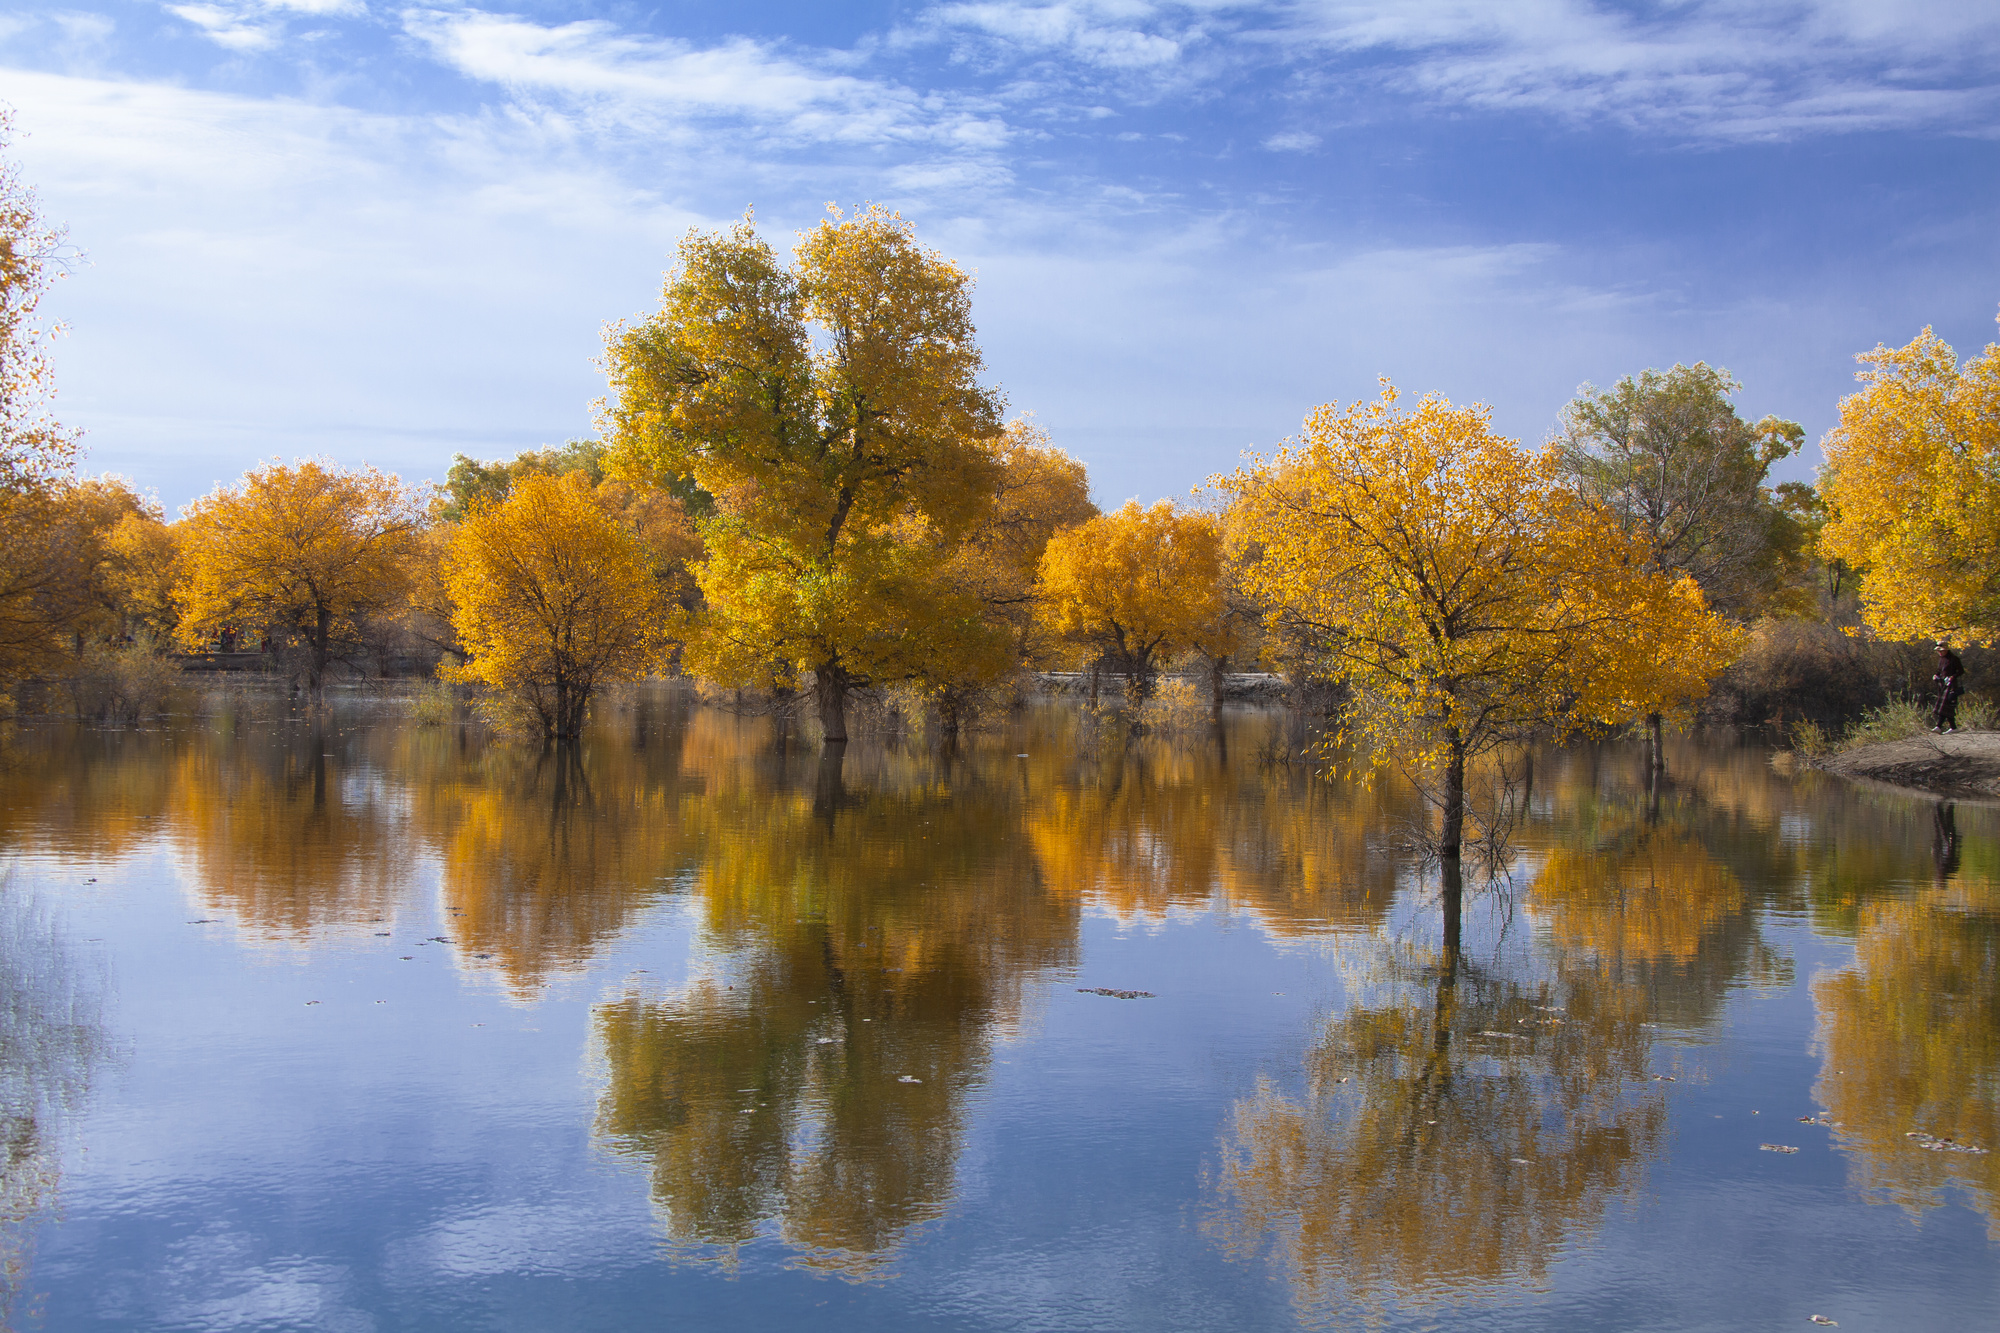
165;3;280;51
931;2;1188;69
1262;129;1318;150
1276;0;2000;139
403;9;1006;149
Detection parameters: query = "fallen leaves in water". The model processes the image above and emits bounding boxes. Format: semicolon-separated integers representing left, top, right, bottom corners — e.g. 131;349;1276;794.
1907;1131;1989;1154
1810;1316;1837;1326
1760;1143;1800;1154
1078;988;1153;999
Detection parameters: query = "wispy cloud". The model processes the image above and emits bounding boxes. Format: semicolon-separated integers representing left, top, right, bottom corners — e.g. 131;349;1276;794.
926;2;1191;69
1272;0;2000;139
403;9;1009;150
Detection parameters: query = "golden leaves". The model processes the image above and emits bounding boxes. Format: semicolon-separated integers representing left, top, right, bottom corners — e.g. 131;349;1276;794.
443;472;665;738
1818;316;2000;643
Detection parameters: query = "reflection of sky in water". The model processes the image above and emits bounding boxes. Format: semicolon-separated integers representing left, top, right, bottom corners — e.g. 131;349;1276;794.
0;687;1996;1330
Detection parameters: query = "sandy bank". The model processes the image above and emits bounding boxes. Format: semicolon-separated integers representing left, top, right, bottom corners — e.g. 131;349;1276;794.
1812;731;2000;800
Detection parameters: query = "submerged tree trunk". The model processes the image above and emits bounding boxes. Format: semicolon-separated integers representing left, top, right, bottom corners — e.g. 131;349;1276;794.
1440;853;1464;958
1438;730;1468;862
1647;711;1665;771
310;605;333;704
814;660;850;744
1208;654;1227;719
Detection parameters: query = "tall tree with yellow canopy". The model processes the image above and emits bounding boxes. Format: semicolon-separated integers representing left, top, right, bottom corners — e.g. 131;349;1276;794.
602;206;1006;743
1219;384;1738;867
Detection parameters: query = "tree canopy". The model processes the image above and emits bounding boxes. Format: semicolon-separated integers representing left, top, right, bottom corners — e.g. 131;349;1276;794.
444;471;665;739
1036;499;1229;699
1555;362;1806;620
175;460;428;697
1220;384;1739;861
1817;318;2000;644
601;206;1006;742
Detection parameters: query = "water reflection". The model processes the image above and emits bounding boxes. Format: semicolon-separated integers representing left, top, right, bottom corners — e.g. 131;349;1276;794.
171;722;411;938
593;741;1076;1275
1211;892;1667;1323
400;716;699;995
1;885;107;1323
6;699;2000;1318
1812;844;2000;1235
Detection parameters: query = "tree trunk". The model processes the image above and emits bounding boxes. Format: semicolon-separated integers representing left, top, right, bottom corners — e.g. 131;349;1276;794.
815;660;849;744
1209;654;1226;718
311;605;332;703
554;677;572;741
1648;711;1664;771
1438;731;1467;861
1440;855;1464;966
813;741;847;819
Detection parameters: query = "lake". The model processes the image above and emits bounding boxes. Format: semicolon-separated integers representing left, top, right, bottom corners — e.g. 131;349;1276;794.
1;685;1995;1331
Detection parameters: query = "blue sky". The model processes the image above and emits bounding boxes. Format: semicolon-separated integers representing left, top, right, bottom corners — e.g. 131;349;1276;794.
3;1;1997;511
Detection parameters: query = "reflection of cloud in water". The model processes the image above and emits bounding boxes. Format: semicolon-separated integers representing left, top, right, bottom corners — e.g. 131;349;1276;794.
391;1201;650;1281
119;1224;373;1333
1;881;108;1323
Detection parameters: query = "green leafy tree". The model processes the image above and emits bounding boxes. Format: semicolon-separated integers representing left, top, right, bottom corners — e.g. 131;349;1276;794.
1556;363;1805;619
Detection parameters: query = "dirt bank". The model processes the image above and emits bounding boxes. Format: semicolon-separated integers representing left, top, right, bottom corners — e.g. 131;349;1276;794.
1812;731;2000;800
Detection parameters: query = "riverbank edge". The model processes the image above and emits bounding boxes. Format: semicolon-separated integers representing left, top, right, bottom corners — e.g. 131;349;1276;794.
1806;731;2000;801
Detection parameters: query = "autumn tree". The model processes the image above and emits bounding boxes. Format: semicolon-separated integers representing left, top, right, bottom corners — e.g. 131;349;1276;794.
175;460;427;699
1220;384;1740;869
444;471;664;740
0;112;86;693
1036;499;1229;702
1817;318;2000;643
1556;363;1806;619
896;418;1097;733
0;109;76;492
602;206;1006;743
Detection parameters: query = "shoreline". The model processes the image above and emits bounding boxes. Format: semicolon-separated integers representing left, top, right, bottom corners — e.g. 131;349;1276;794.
1808;731;2000;801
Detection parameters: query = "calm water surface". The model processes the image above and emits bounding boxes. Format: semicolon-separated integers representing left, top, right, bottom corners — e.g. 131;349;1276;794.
1;686;1996;1331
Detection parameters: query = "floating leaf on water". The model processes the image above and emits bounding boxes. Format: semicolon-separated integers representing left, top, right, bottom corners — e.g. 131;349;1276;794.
1810;1317;1837;1326
1652;1075;1677;1082
1078;988;1154;999
1760;1143;1800;1154
898;1075;923;1084
1476;1030;1528;1040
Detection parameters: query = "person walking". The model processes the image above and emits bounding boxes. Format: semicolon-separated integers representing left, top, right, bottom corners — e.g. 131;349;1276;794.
1932;642;1965;733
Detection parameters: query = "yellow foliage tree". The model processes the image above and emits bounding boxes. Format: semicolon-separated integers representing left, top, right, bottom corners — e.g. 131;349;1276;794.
176;460;426;698
1818;316;2000;642
1;108;77;491
1219;384;1740;865
444;471;663;739
602;207;1006;742
1036;499;1230;701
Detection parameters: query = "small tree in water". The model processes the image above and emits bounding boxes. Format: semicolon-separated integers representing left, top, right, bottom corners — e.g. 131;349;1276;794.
444;472;664;740
1220;383;1739;872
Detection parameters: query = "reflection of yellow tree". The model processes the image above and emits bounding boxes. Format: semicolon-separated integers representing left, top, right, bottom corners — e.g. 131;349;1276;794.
1813;882;2000;1235
0;729;181;862
168;727;410;937
1535;824;1745;967
1212;950;1665;1321
1023;730;1416;935
594;755;1075;1275
400;725;698;995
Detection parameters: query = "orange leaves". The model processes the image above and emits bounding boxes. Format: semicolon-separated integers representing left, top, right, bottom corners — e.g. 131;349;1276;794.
443;472;665;737
1036;499;1228;673
174;460;427;682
